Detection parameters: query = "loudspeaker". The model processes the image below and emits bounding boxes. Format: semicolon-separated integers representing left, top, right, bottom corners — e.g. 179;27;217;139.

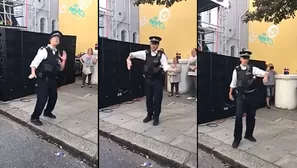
0;28;21;42
98;37;149;109
99;38;120;109
118;41;133;102
59;35;76;86
130;44;147;99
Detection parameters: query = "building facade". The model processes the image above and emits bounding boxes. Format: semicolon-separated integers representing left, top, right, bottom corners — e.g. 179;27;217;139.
14;0;59;33
99;0;139;43
200;0;249;57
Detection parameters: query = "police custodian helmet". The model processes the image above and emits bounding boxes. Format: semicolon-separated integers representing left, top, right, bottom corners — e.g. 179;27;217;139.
149;36;162;44
239;49;252;58
49;30;63;40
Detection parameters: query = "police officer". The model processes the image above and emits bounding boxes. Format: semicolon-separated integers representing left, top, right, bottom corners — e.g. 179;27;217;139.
126;36;174;126
29;31;67;126
229;50;268;148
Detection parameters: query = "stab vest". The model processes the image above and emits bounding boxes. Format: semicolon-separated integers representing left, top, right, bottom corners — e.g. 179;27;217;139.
143;50;163;78
37;46;61;78
236;64;256;92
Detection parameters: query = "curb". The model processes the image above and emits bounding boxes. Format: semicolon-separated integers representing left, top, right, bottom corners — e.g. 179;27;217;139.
0;103;98;168
198;132;281;168
99;119;197;168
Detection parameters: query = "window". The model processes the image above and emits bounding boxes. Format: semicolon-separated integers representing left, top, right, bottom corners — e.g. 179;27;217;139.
231;46;236;57
121;30;127;41
40;17;46;33
132;32;137;43
52;20;57;31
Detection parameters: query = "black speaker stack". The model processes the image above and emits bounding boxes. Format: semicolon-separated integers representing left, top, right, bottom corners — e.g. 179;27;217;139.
198;51;267;124
99;37;148;109
0;28;76;101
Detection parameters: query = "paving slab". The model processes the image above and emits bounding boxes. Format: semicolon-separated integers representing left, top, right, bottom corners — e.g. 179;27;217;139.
99;93;197;168
119;119;154;133
169;134;197;153
0;80;98;164
198;106;297;168
275;154;297;168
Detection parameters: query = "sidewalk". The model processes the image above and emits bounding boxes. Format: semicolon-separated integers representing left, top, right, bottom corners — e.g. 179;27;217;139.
0;79;98;165
198;107;297;168
99;93;197;168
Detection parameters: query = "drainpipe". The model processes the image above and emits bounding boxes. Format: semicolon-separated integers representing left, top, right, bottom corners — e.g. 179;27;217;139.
239;9;248;51
128;0;131;42
48;0;50;32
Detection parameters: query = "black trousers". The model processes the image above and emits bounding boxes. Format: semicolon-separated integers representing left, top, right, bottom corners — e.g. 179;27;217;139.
170;82;179;95
145;77;163;119
31;76;58;119
234;92;256;141
82;73;92;85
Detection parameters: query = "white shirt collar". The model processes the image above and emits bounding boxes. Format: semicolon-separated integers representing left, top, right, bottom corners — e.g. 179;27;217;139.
47;44;57;52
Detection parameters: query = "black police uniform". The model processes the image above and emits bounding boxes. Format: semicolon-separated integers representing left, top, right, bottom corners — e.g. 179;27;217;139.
31;31;63;125
232;50;258;148
142;36;165;126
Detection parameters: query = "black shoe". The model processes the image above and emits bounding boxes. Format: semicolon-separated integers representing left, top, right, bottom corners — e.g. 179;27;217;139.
44;113;56;119
153;118;159;126
31;118;43;126
232;139;240;148
168;94;173;97
143;116;152;123
176;94;179;97
266;105;270;109
88;85;92;88
81;85;85;88
244;136;257;142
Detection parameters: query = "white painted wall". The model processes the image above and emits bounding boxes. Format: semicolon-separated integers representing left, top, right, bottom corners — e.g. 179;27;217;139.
99;0;139;43
200;0;249;57
14;0;59;33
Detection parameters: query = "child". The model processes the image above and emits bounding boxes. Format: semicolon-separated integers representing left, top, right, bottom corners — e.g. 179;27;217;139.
168;57;182;97
80;48;97;88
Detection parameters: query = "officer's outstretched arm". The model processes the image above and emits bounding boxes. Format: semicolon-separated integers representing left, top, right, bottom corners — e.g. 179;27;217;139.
128;50;146;60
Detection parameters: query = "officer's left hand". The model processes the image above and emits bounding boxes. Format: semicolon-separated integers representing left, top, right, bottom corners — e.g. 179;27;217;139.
263;77;268;84
61;51;67;61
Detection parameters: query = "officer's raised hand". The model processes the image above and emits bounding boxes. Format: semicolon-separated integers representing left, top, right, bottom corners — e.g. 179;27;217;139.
263;76;268;84
61;50;67;61
126;58;132;70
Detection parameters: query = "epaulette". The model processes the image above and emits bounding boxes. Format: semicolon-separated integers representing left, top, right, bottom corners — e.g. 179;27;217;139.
40;46;48;50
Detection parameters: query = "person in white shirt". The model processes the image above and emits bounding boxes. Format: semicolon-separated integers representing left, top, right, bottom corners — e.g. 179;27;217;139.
187;48;197;101
126;36;175;126
28;31;67;126
229;50;268;148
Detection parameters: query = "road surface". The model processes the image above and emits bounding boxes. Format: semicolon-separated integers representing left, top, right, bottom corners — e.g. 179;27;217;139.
0;115;93;168
99;135;171;168
198;148;232;168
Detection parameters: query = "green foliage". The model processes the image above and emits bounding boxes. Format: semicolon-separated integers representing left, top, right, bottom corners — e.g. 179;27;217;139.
133;0;185;7
244;0;297;24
